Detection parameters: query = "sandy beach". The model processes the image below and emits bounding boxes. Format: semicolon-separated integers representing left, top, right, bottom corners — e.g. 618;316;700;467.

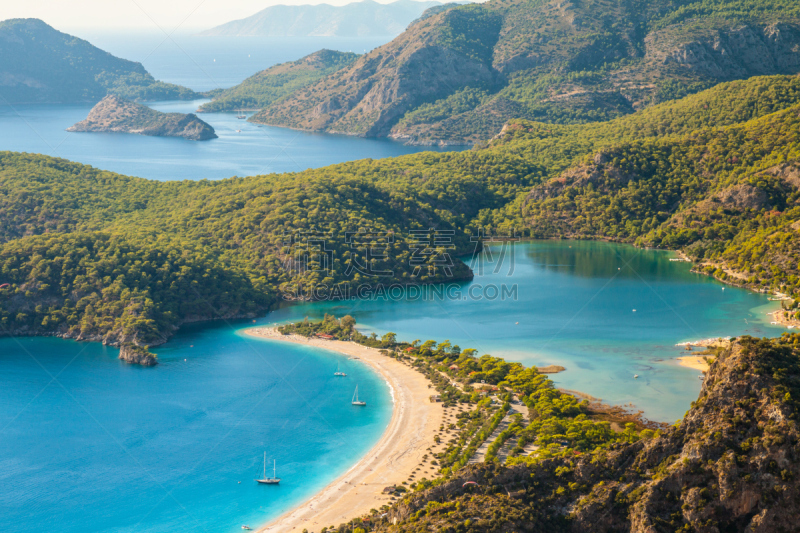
677;356;710;372
245;327;445;532
770;308;800;329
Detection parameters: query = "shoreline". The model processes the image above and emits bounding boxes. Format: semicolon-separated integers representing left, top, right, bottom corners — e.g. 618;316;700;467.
770;307;800;329
243;320;762;529
674;338;730;373
676;356;710;372
244;327;445;532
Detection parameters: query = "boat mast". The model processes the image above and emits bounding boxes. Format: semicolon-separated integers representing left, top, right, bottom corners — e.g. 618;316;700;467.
263;452;266;479
273;460;276;479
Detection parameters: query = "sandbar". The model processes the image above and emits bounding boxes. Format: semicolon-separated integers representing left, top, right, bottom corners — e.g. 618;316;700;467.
245;327;445;532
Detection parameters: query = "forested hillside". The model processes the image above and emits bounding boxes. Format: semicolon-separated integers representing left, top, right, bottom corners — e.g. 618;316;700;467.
0;18;199;103
368;334;800;532
3;75;800;344
197;50;358;113
250;0;800;144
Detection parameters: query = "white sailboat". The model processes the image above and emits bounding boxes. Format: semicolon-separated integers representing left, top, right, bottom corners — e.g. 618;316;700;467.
255;452;280;484
334;362;347;377
352;385;366;406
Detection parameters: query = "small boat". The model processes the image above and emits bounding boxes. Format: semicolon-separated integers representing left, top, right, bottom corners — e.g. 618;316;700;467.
237;109;246;119
256;452;280;484
352;385;366;406
242;527;252;531
334;362;347;377
633;374;639;379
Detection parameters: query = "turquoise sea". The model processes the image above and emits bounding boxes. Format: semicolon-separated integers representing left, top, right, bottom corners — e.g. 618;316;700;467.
0;240;781;533
0;31;785;533
0;326;392;533
265;240;782;423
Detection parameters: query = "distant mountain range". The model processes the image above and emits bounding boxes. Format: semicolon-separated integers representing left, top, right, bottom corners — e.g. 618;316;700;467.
0;18;199;104
198;0;450;38
249;0;800;144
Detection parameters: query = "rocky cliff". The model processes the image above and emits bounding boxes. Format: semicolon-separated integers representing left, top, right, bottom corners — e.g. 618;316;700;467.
375;335;800;532
250;0;800;145
68;95;217;141
118;344;158;366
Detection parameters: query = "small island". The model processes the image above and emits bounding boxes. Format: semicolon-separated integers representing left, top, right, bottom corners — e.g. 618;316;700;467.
118;344;159;366
68;95;217;141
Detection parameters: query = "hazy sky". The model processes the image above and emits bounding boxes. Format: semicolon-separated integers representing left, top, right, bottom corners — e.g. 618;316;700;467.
0;0;434;31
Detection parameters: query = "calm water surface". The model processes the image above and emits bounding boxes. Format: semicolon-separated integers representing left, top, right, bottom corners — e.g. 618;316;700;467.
265;240;782;422
0;240;781;533
0;101;460;181
0;34;462;181
0;32;784;533
0;325;391;533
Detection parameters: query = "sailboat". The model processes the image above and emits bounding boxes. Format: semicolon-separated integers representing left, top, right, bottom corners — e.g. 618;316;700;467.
352;385;366;406
237;109;246;119
255;452;280;484
334;362;347;377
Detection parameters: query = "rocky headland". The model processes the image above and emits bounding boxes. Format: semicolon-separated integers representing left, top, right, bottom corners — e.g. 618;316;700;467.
68;95;217;141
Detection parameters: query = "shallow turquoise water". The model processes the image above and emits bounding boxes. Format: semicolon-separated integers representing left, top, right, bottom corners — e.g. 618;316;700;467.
0;240;782;533
0;32;778;532
0;324;392;533
264;240;782;422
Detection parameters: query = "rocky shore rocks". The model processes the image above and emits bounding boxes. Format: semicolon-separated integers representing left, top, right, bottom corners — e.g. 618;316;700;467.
118;344;158;366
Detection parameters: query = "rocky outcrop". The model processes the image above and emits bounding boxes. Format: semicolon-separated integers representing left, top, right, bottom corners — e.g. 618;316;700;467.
378;336;800;532
714;183;770;210
118;344;158;366
646;23;800;79
525;161;631;202
759;161;800;189
68;95;217;141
